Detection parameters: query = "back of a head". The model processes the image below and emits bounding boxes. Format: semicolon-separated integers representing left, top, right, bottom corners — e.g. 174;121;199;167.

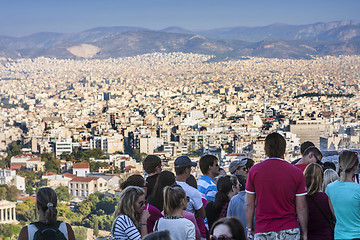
338;150;359;182
304;163;324;195
245;158;254;170
120;174;144;190
114;186;145;220
143;230;172;240
163;185;186;216
143;155;161;174
199;154;218;175
214;175;237;210
186;174;197;189
303;146;322;160
323;168;339;190
234;174;246;191
210;217;246;240
300;141;315;155
323;161;336;171
148;171;175;210
264;132;286;158
36;187;58;225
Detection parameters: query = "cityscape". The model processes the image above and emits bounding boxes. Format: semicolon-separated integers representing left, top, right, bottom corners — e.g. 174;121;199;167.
1;52;360;238
1;1;360;238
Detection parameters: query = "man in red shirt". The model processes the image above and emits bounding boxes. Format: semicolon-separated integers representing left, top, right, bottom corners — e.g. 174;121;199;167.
245;132;308;240
295;146;322;172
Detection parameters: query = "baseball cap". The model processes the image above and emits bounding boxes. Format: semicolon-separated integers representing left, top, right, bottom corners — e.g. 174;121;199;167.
175;156;197;168
229;159;248;174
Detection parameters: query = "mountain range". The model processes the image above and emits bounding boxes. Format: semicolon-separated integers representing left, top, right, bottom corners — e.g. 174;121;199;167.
0;20;360;60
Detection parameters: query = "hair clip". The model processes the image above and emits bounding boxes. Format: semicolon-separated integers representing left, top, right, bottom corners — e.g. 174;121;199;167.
47;203;54;207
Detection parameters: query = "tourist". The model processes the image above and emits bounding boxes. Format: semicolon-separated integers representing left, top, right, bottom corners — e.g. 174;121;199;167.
206;175;240;229
18;187;75;240
120;174;163;234
154;185;196;240
246;132;308;240
112;186;150;239
143;155;162;198
148;171;176;212
304;163;334;240
326;150;360;240
322;168;339;190
210;217;246;240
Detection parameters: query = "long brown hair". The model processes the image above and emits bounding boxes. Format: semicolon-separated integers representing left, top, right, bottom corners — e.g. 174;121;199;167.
338;151;359;182
163;185;186;216
36;187;58;225
304;163;323;195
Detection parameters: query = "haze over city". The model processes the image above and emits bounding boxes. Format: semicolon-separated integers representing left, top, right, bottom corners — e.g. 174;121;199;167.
1;0;360;36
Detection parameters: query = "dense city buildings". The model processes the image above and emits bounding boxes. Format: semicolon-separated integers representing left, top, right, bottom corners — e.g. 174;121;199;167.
0;53;360;187
0;52;359;239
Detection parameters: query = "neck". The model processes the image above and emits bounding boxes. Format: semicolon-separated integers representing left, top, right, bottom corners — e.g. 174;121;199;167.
344;170;356;182
167;208;183;217
176;174;187;182
205;173;215;180
38;209;46;223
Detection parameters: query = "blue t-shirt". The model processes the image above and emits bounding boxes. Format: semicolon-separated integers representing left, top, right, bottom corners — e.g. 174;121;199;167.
197;175;217;202
326;180;360;240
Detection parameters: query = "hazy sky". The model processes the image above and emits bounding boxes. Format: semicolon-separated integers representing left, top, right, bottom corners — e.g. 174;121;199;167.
1;0;359;37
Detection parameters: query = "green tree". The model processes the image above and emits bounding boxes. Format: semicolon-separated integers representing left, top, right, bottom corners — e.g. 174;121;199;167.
16;199;37;222
0;186;6;200
6;185;20;201
72;226;87;240
96;196;117;215
55;186;71;202
78;201;92;216
0;223;22;239
25;185;34;196
93;217;99;237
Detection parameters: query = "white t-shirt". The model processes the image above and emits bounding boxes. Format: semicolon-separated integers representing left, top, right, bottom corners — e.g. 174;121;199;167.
156;217;196;240
176;181;203;215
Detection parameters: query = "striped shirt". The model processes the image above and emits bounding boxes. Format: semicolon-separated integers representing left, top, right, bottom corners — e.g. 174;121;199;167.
113;215;141;240
197;175;217;202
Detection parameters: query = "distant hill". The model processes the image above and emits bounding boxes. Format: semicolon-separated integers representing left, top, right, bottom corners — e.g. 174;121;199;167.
1;21;360;60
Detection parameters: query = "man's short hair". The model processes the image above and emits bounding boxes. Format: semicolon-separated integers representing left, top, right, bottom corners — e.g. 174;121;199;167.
264;132;286;158
303;146;322;159
199;154;218;175
300;141;315;155
142;155;161;174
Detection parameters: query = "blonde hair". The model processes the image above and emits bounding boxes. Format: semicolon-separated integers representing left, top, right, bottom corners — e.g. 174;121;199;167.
36;187;58;225
304;163;324;195
338;151;359;182
323;169;339;190
163;185;186;216
114;186;145;228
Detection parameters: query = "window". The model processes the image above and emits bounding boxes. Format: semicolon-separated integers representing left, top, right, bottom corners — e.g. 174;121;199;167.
100;183;103;187
81;184;84;189
70;183;73;188
86;184;88;189
75;190;78;196
76;184;79;188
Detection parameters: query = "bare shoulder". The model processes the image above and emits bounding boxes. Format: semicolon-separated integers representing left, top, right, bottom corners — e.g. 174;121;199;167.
66;223;76;240
18;225;28;240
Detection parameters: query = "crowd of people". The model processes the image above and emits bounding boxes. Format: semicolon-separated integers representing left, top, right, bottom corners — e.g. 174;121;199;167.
19;132;360;240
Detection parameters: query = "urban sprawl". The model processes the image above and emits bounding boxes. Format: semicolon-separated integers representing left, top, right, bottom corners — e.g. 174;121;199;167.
0;53;360;237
